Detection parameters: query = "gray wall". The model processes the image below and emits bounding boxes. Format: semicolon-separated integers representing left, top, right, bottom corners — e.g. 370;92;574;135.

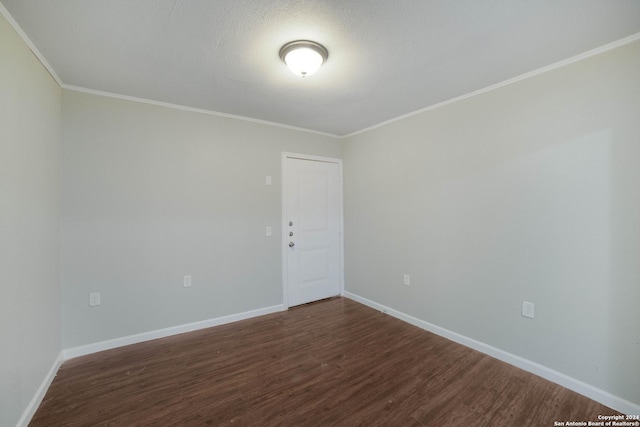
0;14;62;427
61;91;341;348
343;41;640;405
4;3;639;420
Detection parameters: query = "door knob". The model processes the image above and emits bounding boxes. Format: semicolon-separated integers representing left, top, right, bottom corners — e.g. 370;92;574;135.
289;242;295;248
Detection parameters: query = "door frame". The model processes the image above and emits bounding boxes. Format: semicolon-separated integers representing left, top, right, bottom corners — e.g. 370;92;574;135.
281;152;344;309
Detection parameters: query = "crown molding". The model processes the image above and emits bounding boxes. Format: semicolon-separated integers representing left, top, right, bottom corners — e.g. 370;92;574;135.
0;1;62;86
3;1;638;140
62;84;341;139
343;32;640;139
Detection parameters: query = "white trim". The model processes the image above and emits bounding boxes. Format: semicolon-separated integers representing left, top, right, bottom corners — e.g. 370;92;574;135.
62;304;285;360
343;32;640;139
17;304;284;425
281;153;289;309
281;153;345;309
0;2;63;86
0;1;339;139
343;291;640;415
62;85;341;139
16;352;64;427
281;152;344;163
64;31;640;141
2;0;637;140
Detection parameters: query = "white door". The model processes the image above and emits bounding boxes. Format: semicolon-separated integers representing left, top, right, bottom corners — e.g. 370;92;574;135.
284;155;342;307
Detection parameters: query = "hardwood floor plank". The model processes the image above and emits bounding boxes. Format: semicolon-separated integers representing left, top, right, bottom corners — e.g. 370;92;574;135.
30;298;620;426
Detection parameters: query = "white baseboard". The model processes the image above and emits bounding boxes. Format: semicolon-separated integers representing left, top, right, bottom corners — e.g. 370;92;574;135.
17;304;285;426
62;304;286;360
16;351;64;427
20;296;638;425
343;291;640;415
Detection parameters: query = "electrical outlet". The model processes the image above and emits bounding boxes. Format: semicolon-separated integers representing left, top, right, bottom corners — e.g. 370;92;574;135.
522;301;535;319
403;274;410;286
89;292;101;307
183;275;192;288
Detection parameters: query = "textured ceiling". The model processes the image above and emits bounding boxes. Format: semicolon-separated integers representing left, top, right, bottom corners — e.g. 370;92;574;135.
2;0;640;136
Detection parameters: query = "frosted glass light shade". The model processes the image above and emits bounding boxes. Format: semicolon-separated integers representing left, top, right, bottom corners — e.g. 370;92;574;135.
284;47;323;76
280;41;328;77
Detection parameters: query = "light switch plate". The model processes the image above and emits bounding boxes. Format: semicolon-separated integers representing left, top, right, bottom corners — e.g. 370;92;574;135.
183;275;192;288
522;301;535;319
89;292;101;307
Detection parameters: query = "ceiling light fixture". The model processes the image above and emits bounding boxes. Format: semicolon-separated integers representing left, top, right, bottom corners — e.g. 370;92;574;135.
279;40;328;78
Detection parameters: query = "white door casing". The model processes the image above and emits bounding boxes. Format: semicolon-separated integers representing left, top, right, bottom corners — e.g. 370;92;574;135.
282;153;343;308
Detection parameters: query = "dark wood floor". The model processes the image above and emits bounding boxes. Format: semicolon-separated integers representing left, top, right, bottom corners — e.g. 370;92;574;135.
31;297;619;426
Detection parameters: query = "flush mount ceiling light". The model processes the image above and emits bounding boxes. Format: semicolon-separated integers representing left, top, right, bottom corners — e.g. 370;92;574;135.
279;40;328;77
